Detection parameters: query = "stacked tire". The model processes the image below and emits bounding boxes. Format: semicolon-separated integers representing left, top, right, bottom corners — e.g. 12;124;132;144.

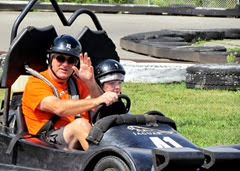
186;64;240;90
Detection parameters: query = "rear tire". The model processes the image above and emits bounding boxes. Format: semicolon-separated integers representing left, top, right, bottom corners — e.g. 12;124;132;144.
93;156;130;171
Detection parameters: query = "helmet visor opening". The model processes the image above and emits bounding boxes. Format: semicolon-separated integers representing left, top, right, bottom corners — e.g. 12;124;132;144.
99;73;125;84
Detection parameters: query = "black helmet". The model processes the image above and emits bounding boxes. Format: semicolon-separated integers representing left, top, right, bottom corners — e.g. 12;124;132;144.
48;34;82;59
95;59;125;84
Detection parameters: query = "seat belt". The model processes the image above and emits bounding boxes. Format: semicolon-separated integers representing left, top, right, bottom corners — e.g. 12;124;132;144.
68;77;81;118
68;77;79;100
36;77;80;137
25;65;60;98
25;65;61;138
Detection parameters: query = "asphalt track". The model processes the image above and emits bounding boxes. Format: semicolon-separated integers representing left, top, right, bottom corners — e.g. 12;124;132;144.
1;11;240;63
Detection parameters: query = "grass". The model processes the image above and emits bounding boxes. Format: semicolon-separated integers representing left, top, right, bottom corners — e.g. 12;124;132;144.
0;82;239;147
122;82;240;147
192;39;240;64
193;39;240;50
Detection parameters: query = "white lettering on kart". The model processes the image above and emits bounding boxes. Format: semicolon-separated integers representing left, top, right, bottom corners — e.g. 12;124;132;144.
150;137;182;148
127;126;162;135
127;125;173;136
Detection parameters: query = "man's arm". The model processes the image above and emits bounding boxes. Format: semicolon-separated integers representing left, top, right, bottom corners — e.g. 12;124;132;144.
85;78;103;98
72;52;103;98
38;91;118;117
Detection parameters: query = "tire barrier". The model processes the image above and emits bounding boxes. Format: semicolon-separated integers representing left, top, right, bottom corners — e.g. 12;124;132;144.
120;29;240;64
186;64;240;90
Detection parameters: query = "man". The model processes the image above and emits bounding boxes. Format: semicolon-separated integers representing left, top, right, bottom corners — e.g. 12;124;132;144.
22;34;118;151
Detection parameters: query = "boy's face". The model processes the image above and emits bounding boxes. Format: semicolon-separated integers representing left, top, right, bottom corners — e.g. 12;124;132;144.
103;80;123;95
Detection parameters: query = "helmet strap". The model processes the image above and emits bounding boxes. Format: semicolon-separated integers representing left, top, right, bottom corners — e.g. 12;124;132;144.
50;66;63;80
49;58;73;81
96;79;104;91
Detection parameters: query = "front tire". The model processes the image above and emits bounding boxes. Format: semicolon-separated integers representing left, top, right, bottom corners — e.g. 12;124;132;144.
93;156;130;171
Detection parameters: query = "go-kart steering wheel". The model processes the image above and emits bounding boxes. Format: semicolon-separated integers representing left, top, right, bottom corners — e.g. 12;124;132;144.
91;94;131;124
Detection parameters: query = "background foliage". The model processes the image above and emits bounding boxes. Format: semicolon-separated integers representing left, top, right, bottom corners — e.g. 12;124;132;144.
42;0;239;8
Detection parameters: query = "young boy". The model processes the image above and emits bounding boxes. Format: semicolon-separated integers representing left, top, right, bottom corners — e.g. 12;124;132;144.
91;59;128;123
95;59;125;95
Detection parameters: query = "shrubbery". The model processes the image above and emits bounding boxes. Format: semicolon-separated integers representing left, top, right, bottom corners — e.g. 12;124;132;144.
42;0;237;8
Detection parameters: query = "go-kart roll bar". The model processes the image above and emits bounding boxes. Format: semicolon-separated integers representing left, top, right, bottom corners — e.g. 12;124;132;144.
10;0;103;43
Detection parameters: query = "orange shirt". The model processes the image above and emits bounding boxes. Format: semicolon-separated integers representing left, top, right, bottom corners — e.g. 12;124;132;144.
22;70;90;135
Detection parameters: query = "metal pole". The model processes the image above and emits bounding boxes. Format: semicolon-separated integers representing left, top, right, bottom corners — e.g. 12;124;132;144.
11;0;38;43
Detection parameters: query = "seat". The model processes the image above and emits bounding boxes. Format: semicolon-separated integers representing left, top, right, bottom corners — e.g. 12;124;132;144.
78;26;120;68
8;92;27;134
1;25;57;88
11;76;29;94
1;25;58;154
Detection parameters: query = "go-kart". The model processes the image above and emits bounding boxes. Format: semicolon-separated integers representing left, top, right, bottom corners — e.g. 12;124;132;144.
0;0;240;170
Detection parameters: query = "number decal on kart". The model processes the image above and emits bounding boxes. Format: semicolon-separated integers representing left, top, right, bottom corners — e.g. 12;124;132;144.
150;137;182;148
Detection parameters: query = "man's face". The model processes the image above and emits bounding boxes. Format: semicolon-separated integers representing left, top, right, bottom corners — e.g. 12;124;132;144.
50;53;78;81
103;80;123;95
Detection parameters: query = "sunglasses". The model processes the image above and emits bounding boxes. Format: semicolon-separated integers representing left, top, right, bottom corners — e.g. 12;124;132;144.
54;55;78;65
